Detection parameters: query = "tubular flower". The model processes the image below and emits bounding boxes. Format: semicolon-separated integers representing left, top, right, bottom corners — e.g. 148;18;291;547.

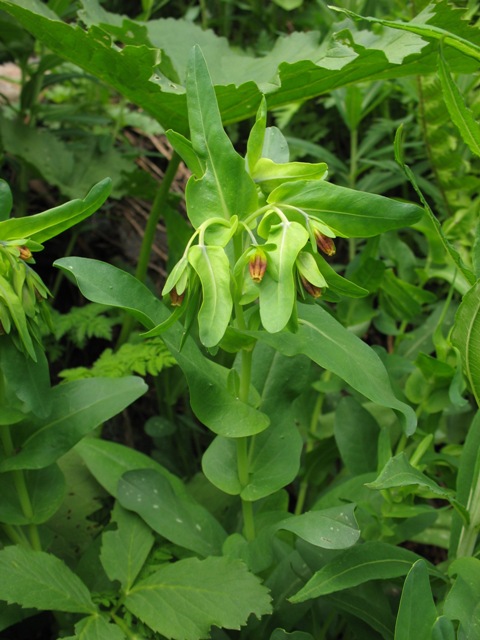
315;231;336;256
248;248;267;283
18;246;33;261
300;276;323;299
170;286;185;307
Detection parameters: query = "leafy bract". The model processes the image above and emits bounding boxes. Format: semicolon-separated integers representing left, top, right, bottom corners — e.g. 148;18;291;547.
0;546;96;614
124;556;272;640
268;180;423;238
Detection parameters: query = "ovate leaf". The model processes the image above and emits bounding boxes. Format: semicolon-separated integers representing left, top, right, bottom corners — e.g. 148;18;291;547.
124;556;272;640
277;505;359;550
0;546;96;614
118;469;227;557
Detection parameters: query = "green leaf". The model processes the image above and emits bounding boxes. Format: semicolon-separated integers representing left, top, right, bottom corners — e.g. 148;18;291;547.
431;616;456;640
188;244;233;347
246;97;267;172
124;556;272;640
0;377;147;471
445;557;480;636
254;303;417;435
54;258;270;438
334;397;379;474
184;46;258;228
332;5;480;63
76;437;186;498
72;615;126;640
290;542;427;602
100;504;154;591
268;180;423;237
252;158;328;194
278;505;359;550
0;546;96;614
315;254;368;298
438;51;480;158
166;130;203;177
259;221;309;332
451;280;480;406
366;452;456;502
394;560;437;640
118;469;227;557
0;179;112;244
0;464;65;524
0;179;12;221
270;630;313;640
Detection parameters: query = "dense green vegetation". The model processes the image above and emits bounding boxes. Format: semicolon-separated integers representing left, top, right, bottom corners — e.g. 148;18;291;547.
0;0;479;638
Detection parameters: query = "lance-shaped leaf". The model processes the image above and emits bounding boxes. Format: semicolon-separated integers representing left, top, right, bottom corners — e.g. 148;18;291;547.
54;258;270;438
268;180;422;237
0;179;12;221
0;179;111;244
0;546;96;614
188;244;233;347
124;556;272;640
184;46;258;228
0;376;148;471
394;560;437;640
259;221;309;333
255;303;416;435
438;50;480;158
290;542;429;602
277;505;359;550
451;280;480;407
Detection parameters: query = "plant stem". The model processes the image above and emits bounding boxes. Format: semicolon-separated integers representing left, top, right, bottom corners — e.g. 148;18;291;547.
0;425;41;550
457;471;480;557
116;152;181;347
294;392;324;515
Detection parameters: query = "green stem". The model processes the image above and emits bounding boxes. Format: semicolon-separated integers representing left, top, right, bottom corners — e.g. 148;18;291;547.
236;347;255;541
117;153;181;347
294;392;324;515
457;472;480;557
0;425;41;550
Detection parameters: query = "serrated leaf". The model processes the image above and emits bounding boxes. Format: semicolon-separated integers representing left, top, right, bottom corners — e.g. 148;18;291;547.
451;280;480;406
268;180;423;237
100;505;154;590
73;615;126;640
290;542;426;602
118;469;226;557
0;546;96;614
124;556;272;640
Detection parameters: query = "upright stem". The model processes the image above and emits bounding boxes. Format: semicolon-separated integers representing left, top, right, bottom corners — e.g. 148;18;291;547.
0;425;41;550
117;153;181;347
457;472;480;557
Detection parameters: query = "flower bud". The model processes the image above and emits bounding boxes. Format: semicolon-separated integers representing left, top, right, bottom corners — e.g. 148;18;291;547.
18;246;32;261
315;231;336;256
170;286;185;307
301;276;323;299
248;248;267;283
